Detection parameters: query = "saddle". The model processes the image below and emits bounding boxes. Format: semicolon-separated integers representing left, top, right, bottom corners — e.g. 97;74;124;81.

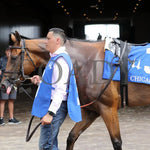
104;37;148;107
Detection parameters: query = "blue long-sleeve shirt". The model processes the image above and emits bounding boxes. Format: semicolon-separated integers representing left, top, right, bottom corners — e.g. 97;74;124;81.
0;56;8;82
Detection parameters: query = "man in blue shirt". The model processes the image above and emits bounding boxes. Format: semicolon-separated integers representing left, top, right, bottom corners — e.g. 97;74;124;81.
31;28;82;150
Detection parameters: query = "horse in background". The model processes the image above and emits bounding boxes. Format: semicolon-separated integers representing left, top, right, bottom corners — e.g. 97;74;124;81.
1;31;150;150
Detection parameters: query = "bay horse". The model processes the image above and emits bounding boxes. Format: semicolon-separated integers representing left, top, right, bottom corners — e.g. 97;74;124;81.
1;31;150;150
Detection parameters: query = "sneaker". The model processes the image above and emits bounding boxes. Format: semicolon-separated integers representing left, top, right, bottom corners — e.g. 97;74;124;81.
8;118;21;124
0;118;5;126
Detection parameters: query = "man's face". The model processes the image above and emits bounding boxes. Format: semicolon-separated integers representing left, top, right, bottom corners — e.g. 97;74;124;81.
46;32;57;53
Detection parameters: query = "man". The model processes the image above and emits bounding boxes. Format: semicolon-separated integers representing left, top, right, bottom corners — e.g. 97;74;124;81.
0;48;21;126
31;28;82;150
97;33;102;40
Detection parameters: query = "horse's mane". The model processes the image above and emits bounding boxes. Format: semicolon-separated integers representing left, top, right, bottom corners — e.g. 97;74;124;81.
27;37;101;43
9;30;101;46
67;37;102;43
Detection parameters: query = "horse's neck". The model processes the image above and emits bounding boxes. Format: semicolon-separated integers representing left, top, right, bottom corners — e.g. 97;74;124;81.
25;38;105;74
25;39;50;67
65;39;105;99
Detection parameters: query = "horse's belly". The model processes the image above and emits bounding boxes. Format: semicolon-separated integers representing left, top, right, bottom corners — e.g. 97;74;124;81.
128;83;150;106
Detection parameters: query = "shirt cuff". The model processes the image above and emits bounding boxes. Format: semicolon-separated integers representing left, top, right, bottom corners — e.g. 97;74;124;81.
48;96;63;114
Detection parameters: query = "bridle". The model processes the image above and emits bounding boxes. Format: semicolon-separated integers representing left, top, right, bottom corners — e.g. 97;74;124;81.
2;38;42;143
4;39;37;85
6;39;53;149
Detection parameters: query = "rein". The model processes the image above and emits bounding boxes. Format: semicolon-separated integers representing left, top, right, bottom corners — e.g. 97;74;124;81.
8;39;126;147
80;65;119;108
25;62;120;144
81;41;127;108
26;43;127;144
26;116;41;142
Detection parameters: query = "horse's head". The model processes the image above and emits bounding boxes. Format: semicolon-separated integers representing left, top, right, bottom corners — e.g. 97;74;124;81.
1;31;50;93
1;31;30;92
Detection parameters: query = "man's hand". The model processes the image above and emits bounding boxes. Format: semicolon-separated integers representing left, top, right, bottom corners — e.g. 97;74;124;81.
41;113;53;125
31;75;41;85
0;70;2;75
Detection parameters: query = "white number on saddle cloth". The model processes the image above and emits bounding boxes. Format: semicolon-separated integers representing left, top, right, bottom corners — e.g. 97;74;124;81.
144;48;150;74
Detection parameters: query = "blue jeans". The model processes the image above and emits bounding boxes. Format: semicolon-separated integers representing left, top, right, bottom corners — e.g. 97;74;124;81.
39;101;68;150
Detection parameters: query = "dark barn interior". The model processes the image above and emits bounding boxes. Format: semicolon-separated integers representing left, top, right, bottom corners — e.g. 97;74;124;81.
1;1;150;149
0;0;149;56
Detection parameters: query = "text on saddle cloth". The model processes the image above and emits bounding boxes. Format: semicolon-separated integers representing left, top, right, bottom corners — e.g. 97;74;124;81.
103;37;150;85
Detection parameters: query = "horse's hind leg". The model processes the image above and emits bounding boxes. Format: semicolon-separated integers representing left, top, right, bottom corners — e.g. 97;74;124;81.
66;108;99;150
100;104;122;150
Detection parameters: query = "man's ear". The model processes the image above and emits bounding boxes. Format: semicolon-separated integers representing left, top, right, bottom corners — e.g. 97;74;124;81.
56;37;61;45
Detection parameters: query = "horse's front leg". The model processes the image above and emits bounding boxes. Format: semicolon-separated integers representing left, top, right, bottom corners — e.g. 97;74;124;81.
66;108;99;150
100;103;122;150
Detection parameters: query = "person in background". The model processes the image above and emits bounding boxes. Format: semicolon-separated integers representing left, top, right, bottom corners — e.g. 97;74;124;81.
0;48;21;126
31;28;82;150
97;33;102;40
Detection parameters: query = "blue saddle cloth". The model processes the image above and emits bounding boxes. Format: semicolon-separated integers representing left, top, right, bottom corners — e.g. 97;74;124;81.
102;43;150;84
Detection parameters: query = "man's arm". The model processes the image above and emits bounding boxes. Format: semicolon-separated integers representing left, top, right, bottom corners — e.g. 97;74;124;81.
41;57;69;125
48;57;69;114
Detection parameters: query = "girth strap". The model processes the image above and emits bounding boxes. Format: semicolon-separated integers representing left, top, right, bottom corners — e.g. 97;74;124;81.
120;41;129;107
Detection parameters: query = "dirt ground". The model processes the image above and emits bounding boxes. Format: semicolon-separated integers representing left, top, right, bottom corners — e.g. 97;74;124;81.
1;89;150;150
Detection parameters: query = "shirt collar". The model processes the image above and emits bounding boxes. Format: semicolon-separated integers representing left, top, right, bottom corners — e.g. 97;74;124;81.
50;46;67;57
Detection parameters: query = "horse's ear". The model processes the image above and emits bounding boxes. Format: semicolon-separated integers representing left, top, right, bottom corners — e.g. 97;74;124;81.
9;32;17;45
15;30;21;44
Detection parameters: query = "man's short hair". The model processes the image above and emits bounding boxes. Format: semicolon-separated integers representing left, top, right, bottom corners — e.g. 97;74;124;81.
49;28;66;44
